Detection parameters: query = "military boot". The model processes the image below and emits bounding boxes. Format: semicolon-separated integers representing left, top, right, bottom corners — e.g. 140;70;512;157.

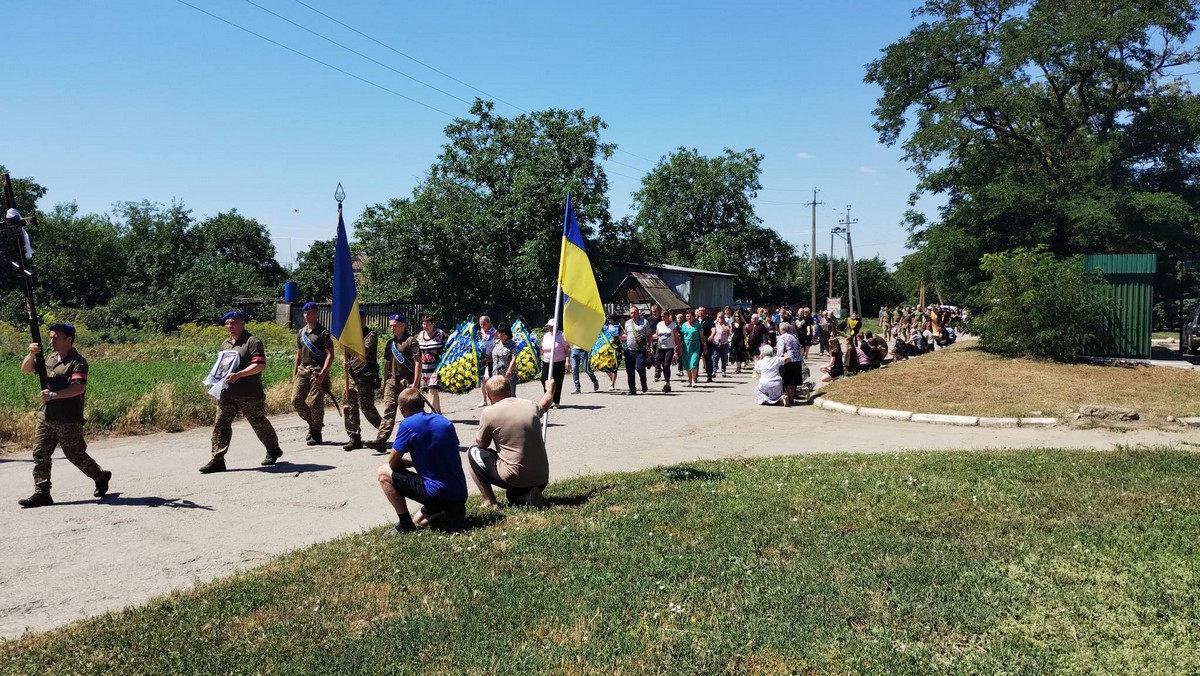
18;489;53;508
342;435;363;452
368;439;391;454
306;428;323;446
261;447;284;466
93;470;112;498
198;457;227;474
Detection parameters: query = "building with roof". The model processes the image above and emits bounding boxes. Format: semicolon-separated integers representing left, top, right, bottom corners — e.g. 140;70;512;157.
600;261;735;310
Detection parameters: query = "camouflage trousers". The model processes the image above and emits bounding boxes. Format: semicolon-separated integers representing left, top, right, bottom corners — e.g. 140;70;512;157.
375;381;400;445
291;366;327;431
211;394;281;459
342;376;380;438
32;419;103;491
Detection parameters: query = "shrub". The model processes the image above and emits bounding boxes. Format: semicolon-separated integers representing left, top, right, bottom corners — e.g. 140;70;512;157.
976;249;1117;362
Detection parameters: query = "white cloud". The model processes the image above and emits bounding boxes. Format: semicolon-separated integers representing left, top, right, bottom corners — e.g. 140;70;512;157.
859;166;877;174
796;152;816;160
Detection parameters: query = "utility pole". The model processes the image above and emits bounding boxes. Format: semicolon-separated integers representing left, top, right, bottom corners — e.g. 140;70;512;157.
829;226;845;307
840;206;859;318
805;188;824;312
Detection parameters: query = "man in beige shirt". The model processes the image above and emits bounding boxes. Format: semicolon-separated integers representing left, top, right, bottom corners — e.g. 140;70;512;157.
468;375;555;508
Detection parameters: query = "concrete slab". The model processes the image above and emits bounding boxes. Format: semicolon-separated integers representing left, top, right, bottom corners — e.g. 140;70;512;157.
978;417;1020;428
910;413;979;426
816;398;859;415
857;407;913;421
1020;417;1059;427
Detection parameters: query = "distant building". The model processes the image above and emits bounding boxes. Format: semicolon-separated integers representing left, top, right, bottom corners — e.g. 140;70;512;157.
600;261;735;310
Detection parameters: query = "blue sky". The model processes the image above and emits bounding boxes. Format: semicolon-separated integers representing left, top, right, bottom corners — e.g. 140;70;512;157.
7;0;931;270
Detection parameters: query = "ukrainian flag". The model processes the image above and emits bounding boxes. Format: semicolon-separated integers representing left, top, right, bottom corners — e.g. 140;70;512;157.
331;206;365;360
557;194;605;348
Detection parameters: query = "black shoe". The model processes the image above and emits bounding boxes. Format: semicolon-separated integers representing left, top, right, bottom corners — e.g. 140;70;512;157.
526;486;545;509
342;435;362;452
369;439;391;454
307;429;322;446
383;514;417;536
18;490;53;508
199;457;227;474
706;376;713;383
305;429;313;443
261;448;283;466
93;470;112;498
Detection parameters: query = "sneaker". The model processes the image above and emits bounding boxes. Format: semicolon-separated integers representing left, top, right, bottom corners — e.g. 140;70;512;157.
306;429;322;446
199;457;226;474
18;490;53;508
571;389;581;395
342;436;362;452
383;514;417;536
475;402;487;408
261;448;283;466
93;470;112;498
607;385;615;391
593;385;600;392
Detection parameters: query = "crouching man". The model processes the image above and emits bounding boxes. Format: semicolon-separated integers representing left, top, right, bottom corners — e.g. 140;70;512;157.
376;387;467;535
468;375;553;509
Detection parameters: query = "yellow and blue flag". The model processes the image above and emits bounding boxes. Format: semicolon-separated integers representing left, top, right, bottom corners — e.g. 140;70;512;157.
557;194;605;348
331;206;365;360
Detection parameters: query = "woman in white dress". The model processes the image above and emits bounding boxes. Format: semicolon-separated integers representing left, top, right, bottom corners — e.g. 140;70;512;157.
753;344;792;406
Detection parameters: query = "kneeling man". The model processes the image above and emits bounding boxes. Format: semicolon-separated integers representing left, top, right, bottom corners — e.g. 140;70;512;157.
376;387;467;535
469;376;554;508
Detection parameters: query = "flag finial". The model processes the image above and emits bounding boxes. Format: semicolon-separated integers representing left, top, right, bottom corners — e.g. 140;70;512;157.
334;182;345;204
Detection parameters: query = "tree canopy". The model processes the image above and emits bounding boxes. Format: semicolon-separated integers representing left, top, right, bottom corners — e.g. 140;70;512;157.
867;0;1200;306
356;99;618;321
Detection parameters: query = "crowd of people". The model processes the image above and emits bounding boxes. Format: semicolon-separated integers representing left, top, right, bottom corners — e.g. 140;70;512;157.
13;298;964;538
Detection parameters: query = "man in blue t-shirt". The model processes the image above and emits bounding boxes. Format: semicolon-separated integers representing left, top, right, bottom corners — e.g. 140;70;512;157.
376;387;468;535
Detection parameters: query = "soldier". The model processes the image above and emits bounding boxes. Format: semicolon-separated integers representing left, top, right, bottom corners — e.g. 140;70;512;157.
18;323;111;507
199;310;283;474
341;310;381;451
292;301;334;445
368;313;419;453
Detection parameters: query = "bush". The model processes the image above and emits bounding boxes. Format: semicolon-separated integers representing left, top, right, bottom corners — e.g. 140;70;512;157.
976;249;1117;362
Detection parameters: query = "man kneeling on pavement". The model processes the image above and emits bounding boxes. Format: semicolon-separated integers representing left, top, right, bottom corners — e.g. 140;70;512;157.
376;386;467;535
468;375;553;509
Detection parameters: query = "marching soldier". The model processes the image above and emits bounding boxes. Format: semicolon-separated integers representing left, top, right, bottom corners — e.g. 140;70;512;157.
18;323;111;507
368;313;419;453
199;310;283;473
292;301;334;445
342;311;381;451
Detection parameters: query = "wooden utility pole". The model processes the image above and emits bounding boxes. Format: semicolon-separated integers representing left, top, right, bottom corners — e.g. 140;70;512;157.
840;206;859;317
805;188;824;311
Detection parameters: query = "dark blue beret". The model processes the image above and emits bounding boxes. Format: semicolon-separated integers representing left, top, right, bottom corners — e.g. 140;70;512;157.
222;310;249;323
301;302;318;311
48;323;75;338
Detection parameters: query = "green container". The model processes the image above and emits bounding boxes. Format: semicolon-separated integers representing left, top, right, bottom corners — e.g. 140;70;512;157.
1081;254;1156;358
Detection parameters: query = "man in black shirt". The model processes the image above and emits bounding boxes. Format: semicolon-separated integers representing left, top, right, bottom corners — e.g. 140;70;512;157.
698;306;716;383
18;323;110;507
200;310;283;474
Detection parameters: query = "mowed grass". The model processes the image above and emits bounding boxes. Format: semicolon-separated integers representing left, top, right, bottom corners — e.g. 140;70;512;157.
823;343;1200;420
0;356;298;448
4;450;1200;674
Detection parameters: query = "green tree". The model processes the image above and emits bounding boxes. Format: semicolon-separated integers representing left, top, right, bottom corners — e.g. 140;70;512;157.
632;148;797;301
115;200;197;299
192;210;284;291
356;99;618;321
291;238;335;302
33;203;125;308
866;0;1200;306
0;165;46;217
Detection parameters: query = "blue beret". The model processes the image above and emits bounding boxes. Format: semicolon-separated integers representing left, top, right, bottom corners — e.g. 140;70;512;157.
389;313;407;323
222;310;248;323
301;302;318;311
48;323;75;338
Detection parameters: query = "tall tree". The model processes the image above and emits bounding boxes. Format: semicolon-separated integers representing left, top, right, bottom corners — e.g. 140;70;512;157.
33;203;125;308
357;99;619;321
115;200;197;298
291;238;336;302
192;210;285;290
866;0;1200;306
632;148;798;301
0;165;46;217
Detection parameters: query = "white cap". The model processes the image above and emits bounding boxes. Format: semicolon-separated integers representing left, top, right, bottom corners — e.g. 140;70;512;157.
5;208;20;221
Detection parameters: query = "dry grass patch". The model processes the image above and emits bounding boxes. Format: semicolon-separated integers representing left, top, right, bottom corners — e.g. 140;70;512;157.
823;344;1199;420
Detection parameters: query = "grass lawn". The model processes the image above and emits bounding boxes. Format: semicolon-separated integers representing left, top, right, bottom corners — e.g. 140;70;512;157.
3;450;1199;674
823;343;1200;420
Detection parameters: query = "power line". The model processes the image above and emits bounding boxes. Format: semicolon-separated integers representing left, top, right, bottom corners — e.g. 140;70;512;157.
172;0;457;117
242;0;472;106
291;0;528;113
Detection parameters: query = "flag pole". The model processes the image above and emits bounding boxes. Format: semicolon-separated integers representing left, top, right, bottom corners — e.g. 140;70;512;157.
542;195;569;443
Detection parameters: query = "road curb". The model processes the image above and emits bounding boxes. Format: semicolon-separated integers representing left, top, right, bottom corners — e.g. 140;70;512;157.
815;395;1060;428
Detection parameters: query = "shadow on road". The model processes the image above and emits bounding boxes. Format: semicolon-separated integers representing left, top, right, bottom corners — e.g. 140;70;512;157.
228;462;336;474
56;492;215;510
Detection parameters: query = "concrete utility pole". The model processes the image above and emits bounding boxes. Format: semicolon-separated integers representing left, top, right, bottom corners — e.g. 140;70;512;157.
830;226;846;304
805;188;824;312
840;206;860;317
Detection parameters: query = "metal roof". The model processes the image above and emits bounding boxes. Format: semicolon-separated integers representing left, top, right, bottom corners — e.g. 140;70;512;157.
609;260;737;278
1081;254;1157;275
609;272;691;312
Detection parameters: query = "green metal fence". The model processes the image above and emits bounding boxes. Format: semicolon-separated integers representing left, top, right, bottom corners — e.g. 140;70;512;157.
1081;254;1156;359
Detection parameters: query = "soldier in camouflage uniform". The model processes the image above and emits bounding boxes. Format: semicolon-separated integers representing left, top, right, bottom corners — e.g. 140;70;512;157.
341;311;381;451
368;313;419;453
18;323;111;508
292;302;334;445
199;310;284;474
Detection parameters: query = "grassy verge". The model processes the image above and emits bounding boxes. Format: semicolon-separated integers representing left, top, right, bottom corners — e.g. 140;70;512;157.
0;320;348;448
823;343;1199;420
3;450;1199;674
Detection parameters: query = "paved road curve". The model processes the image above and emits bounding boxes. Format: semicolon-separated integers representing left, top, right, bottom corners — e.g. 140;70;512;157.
2;372;1195;638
